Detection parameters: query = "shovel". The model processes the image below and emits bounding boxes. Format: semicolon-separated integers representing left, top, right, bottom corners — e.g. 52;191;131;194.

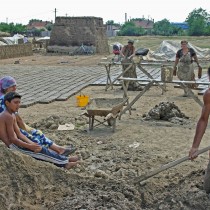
135;145;210;184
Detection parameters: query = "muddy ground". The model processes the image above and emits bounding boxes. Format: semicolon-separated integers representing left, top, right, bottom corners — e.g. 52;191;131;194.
1;54;210;210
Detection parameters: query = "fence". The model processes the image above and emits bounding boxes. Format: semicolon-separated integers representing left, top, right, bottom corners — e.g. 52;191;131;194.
0;44;33;59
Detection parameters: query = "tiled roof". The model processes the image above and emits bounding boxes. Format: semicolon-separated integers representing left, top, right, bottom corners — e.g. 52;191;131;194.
26;21;51;30
133;20;154;29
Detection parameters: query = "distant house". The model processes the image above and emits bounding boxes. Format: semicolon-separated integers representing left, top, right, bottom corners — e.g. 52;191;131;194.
26;21;52;37
171;22;189;30
106;24;121;37
133;19;154;34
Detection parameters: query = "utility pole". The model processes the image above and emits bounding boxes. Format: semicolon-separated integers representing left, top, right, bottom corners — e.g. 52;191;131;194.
54;8;57;22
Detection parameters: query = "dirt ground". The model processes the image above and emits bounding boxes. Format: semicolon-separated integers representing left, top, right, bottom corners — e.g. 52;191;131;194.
1;54;210;210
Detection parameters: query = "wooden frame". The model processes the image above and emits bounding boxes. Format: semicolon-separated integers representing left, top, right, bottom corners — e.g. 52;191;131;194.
118;77;210;118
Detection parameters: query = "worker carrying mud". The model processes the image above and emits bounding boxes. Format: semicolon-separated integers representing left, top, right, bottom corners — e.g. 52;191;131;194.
173;40;202;96
120;40;142;91
189;66;210;193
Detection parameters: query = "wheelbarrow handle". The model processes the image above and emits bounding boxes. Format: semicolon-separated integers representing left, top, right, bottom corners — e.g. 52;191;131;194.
135;145;210;184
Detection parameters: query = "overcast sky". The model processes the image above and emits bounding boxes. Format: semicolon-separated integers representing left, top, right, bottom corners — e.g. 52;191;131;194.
1;0;209;25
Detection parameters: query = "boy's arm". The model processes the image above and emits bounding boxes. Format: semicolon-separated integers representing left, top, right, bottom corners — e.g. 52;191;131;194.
6;114;41;151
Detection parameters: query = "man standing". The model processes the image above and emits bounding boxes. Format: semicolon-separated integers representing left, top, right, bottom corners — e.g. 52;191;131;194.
189;66;210;193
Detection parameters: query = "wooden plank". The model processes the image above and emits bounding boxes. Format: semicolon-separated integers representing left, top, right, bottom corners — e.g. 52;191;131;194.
179;83;203;107
118;77;210;85
136;64;165;93
174;84;207;90
135;145;210;183
141;62;172;66
120;81;155;118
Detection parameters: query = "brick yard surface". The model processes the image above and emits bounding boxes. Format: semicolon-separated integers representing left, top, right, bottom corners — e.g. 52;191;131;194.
0;62;167;107
0;64;122;107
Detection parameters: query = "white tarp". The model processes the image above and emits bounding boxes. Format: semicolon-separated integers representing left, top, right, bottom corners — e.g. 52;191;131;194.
110;42;123;49
0;41;6;45
36;36;50;41
2;34;24;45
146;40;210;61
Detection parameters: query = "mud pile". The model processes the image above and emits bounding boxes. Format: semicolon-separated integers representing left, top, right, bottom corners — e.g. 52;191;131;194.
1;141;210;210
143;102;189;125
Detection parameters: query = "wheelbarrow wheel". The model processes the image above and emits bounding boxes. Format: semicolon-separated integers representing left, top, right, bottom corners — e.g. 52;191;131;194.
112;118;116;132
107;117;115;126
89;116;94;130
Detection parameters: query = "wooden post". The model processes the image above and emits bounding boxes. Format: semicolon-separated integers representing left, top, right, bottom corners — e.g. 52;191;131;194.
179;83;203;107
120;80;155;118
134;145;210;184
137;63;165;94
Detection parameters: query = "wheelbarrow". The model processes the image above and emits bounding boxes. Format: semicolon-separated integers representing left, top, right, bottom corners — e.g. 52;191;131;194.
84;97;128;132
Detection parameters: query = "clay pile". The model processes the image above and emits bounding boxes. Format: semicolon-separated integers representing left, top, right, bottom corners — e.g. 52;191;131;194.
143;102;189;124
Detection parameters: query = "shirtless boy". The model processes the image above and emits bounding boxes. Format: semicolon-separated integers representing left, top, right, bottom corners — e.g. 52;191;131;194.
0;91;80;169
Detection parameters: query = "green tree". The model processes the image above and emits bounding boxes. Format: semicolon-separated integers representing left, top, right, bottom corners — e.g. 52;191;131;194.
0;22;26;35
118;21;145;36
204;25;210;36
45;23;53;31
29;19;43;24
106;20;114;25
106;20;121;28
152;19;175;36
186;8;210;36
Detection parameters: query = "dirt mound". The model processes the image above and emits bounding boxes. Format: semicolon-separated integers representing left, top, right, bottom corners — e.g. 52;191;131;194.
1;141;210;210
143;102;189;125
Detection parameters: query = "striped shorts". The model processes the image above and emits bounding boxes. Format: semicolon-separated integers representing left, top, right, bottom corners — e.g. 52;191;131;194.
9;144;68;167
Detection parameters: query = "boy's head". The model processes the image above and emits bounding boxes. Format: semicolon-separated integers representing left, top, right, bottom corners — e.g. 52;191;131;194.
4;91;21;112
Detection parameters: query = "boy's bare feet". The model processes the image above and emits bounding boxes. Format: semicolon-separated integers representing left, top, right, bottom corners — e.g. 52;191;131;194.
69;156;80;162
64;161;79;169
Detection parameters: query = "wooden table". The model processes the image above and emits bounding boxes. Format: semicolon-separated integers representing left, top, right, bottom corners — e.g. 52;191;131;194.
98;61;172;92
118;77;210;118
98;61;132;91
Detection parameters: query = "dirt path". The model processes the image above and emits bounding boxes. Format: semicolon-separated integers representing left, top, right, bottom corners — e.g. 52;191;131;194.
1;54;210;210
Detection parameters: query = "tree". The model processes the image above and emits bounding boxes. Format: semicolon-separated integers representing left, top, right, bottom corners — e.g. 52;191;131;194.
29;19;43;24
118;22;145;36
152;19;175;36
204;25;210;36
0;22;26;35
106;20;121;28
186;8;210;36
45;23;53;31
106;20;114;25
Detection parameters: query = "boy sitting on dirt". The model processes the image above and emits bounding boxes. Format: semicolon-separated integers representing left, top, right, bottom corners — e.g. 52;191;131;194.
0;91;80;169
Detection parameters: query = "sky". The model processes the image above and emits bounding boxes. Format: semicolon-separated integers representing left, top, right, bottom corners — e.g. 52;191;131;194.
0;0;209;25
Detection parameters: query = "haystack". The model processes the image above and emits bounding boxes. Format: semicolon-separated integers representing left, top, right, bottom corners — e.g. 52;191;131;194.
48;16;109;54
